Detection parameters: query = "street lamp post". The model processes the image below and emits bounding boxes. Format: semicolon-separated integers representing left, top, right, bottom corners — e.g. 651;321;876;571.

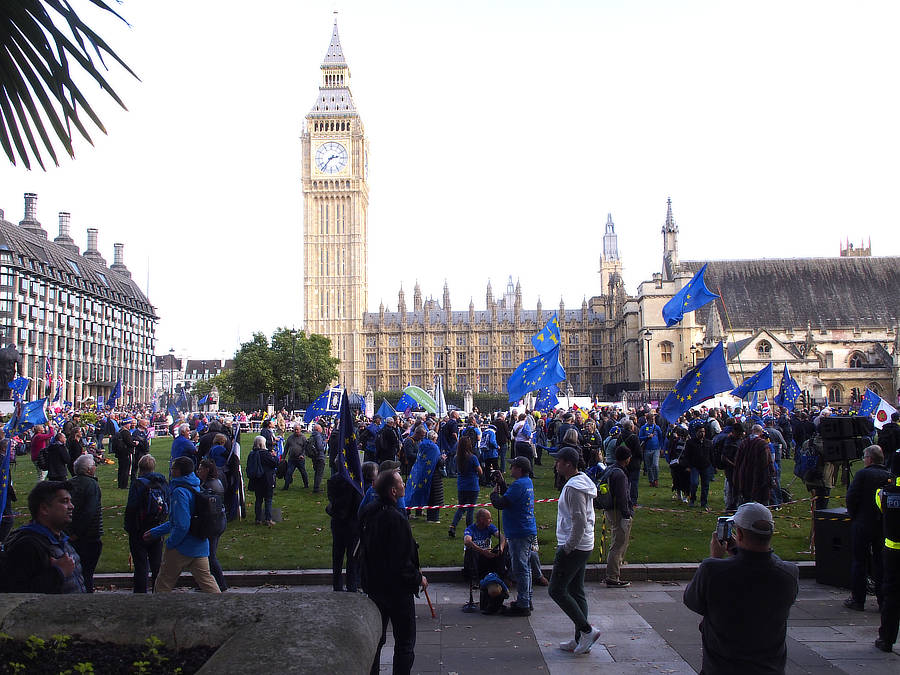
168;347;175;405
444;345;451;396
690;344;698;368
291;329;297;411
642;329;652;403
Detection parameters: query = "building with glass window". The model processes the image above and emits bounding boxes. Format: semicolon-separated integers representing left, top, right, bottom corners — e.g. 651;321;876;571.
0;193;157;405
623;200;900;407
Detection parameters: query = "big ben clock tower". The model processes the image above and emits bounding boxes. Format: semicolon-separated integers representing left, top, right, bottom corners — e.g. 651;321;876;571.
302;19;369;391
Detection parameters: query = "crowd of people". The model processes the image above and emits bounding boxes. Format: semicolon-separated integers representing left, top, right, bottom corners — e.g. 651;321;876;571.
1;397;899;671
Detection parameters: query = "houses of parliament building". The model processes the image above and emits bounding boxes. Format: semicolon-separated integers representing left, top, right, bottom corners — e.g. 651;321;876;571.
303;21;900;405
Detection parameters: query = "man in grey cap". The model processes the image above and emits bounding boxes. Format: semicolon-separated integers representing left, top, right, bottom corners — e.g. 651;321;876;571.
683;502;798;674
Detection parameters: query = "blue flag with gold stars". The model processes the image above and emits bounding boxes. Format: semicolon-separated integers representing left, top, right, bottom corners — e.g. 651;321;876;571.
774;364;802;411
660;342;734;423
531;313;561;354
662;263;719;327
406;437;441;508
534;385;559;414
730;363;773;399
506;345;566;404
336;388;364;495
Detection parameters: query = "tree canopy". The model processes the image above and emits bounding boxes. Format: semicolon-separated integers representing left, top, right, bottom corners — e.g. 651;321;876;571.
231;328;339;404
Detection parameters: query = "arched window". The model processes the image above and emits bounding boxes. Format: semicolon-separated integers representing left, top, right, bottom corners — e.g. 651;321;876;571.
828;384;843;403
868;382;882;396
660;341;673;363
848;352;867;368
756;340;772;358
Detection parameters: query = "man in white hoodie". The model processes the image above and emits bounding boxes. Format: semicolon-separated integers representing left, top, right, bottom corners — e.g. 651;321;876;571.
549;447;602;655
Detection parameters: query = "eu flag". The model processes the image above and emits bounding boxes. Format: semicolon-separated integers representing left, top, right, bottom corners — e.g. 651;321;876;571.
198;394;209;406
730;363;774;398
336;388;363;494
506;345;566;404
176;388;187;412
4;397;49;435
108;379;123;409
8;376;29;403
773;364;802;411
406;437;441;508
659;342;734;423
534;385;559;414
662;263;719;327
531;313;561;354
858;388;880;417
303;386;342;423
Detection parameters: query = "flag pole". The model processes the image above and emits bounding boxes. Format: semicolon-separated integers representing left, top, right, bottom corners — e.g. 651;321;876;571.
715;286;746;388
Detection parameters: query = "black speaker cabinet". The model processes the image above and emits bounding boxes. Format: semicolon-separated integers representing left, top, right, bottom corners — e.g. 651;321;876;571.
814;508;851;588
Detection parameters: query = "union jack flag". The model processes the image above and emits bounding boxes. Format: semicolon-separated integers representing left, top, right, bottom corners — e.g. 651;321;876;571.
44;356;53;389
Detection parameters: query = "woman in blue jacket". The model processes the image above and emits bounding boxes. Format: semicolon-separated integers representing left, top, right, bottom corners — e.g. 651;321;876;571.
448;436;482;538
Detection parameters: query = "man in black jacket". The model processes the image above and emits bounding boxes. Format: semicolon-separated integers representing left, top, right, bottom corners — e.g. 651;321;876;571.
1;481;85;593
844;445;891;611
46;432;70;482
68;454;103;593
684;502;799;674
375;417;402;464
618;420;642;506
877;412;900;474
326;470;363;592
494;412;511;472
359;469;427;675
115;420;136;489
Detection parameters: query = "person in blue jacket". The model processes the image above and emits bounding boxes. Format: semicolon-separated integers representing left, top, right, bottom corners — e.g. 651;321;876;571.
490;456;537;616
144;456;220;593
639;412;664;488
169;423;197;473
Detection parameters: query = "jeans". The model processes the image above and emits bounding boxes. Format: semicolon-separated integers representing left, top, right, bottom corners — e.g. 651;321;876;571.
628;474;639;506
508;536;534;609
690;465;715;507
72;538;102;593
284;457;308;487
129;532;162;593
643;447;659;484
850;521;883;605
451;490;479;529
208;534;228;591
311;457;326;492
549;547;592;635
499;445;508;472
530;549;543;580
254;490;273;522
369;592;416;675
331;518;360;592
770;465;782;506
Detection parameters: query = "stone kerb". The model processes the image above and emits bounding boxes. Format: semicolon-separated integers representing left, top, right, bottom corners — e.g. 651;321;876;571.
0;592;381;674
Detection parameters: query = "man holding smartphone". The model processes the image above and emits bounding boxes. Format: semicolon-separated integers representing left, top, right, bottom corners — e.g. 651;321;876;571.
683;502;798;674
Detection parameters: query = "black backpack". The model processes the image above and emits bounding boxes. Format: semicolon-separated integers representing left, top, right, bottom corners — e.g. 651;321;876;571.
36;443;50;471
188;486;226;539
136;476;169;529
710;432;729;470
593;465;618;511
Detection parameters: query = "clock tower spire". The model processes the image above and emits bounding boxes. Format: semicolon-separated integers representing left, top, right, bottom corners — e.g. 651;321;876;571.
302;18;369;391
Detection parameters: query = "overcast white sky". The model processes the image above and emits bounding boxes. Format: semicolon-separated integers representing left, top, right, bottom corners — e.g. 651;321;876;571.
1;0;898;360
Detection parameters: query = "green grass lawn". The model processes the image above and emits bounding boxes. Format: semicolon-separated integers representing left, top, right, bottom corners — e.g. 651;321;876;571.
9;437;837;572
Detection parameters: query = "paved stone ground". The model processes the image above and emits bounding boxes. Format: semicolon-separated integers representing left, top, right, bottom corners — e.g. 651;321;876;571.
111;579;899;674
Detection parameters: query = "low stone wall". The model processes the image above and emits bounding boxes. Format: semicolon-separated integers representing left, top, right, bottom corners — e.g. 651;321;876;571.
0;591;381;674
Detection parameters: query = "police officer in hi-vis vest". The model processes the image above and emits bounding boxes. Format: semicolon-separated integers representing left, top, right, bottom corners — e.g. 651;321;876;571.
875;475;900;653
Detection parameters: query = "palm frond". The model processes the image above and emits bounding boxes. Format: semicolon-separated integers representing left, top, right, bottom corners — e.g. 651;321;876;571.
0;0;138;169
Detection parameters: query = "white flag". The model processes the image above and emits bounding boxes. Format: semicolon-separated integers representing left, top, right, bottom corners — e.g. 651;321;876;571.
873;396;898;430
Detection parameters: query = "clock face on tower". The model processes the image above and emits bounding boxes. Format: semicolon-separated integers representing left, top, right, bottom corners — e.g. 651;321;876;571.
315;141;348;174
